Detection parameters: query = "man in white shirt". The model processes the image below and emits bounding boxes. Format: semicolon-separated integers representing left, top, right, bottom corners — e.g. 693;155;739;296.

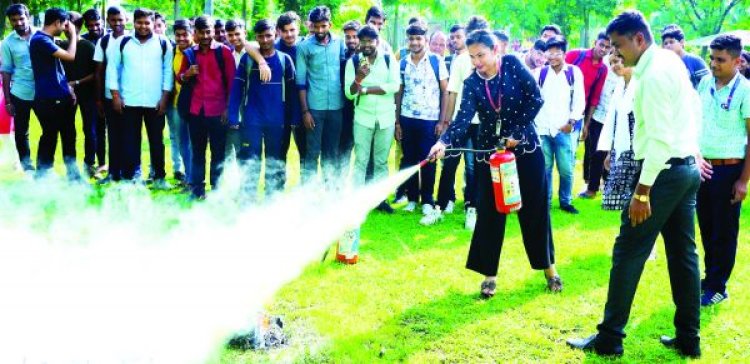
108;8;173;188
94;6;128;182
396;22;448;224
534;36;585;214
568;11;702;358
225;19;247;162
436;22;479;230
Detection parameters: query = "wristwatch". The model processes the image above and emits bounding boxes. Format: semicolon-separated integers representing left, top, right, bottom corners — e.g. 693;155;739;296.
633;194;650;203
75;80;80;86
361;87;368;95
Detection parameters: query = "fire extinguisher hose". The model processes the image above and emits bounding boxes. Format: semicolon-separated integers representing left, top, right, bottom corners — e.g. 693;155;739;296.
419;147;499;168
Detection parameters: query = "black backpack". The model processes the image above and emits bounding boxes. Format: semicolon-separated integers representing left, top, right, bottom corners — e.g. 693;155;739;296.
118;35;168;59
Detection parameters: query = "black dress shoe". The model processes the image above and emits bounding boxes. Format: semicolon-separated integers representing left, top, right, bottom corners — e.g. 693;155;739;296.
567;334;624;356
560;204;580;214
376;201;394;214
660;336;701;358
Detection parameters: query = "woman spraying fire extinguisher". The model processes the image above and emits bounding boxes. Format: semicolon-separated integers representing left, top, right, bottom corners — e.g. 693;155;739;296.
429;30;562;297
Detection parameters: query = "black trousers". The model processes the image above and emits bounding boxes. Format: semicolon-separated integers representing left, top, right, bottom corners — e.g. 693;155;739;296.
584;120;608;191
598;160;701;343
697;163;743;294
467;148;554;276
34;97;78;177
10;94;35;170
188;111;226;196
105;99;125;181
123;106;166;180
79;94;106;167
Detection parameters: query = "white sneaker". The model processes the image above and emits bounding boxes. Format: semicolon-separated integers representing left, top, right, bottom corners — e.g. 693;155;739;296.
465;207;477;231
445;200;455;214
420;206;443;225
394;195;408;204
403;201;417;212
422;204;434;215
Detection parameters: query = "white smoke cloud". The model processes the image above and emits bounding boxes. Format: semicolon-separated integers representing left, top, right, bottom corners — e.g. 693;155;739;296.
0;161;420;363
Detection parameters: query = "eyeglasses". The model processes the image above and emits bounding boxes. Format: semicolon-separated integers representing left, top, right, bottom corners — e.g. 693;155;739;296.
545;51;564;58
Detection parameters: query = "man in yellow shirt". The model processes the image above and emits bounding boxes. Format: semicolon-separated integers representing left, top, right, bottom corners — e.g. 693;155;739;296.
168;19;193;185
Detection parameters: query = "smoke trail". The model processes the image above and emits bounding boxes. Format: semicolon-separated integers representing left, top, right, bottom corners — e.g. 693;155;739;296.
0;163;421;363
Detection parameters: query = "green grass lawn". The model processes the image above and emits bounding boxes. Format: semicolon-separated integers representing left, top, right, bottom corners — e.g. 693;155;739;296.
3;113;749;363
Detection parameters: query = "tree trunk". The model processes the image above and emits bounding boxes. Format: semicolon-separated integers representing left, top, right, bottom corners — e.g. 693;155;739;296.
582;6;590;48
174;0;180;20
0;0;8;40
204;0;213;16
242;0;248;24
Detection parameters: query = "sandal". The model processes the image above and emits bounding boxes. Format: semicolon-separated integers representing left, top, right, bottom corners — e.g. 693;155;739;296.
546;275;563;293
481;280;497;298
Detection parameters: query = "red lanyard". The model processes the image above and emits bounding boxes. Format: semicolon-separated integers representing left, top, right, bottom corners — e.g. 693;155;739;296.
484;59;503;113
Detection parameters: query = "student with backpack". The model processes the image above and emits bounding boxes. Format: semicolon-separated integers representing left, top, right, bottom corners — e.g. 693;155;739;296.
344;25;400;211
565;32;611;198
177;16;236;200
534;36;585;214
227;19;295;198
339;20;361;179
107;8;173;188
94;6;128;182
396;22;449;225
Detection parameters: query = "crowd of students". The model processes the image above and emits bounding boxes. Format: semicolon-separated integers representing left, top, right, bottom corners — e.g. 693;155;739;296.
1;4;749;358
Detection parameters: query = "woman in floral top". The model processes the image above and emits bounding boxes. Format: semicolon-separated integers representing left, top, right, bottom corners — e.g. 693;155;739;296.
430;30;562;296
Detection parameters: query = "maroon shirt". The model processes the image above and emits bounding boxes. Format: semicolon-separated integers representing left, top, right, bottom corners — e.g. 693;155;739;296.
178;43;235;117
565;49;608;111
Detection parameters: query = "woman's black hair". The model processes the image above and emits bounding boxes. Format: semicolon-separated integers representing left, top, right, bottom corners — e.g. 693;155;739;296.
466;29;497;49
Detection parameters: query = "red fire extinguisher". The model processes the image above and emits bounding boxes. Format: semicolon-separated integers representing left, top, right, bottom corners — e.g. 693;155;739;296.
489;147;522;214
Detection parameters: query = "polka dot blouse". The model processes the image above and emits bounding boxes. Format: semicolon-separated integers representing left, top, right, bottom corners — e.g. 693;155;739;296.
440;55;544;162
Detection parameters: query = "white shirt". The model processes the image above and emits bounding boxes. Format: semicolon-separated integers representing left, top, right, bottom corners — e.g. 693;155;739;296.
447;51;480;125
400;51;449;121
632;45;701;186
598;76;636;161
533;64;586;137
94;32;128;100
233;48;246;68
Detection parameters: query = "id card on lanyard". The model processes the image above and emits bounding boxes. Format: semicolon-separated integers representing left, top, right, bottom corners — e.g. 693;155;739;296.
710;75;741;110
484;58;503;137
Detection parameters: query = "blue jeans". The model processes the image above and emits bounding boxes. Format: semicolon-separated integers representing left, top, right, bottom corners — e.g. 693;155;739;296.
166;104;192;180
541;133;574;207
225;128;242;162
400;116;438;205
303;109;342;184
238;124;285;196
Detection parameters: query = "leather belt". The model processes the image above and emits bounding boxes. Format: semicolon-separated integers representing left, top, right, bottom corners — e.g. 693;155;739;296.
667;156;695;166
706;158;743;166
